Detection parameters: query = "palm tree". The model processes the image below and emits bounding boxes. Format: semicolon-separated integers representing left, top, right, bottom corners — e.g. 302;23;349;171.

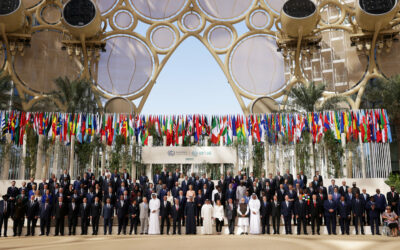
44;76;102;113
360;75;400;168
284;82;347;112
0;71;22;111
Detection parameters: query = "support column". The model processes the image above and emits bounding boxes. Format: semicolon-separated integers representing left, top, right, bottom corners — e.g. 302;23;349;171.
279;143;284;174
249;136;253;174
147;164;153;183
264;144;269;175
131;136;136;180
2;134;12;180
101;135;106;174
341;133;347;178
19;133;27;180
359;132;366;178
35;134;44;180
309;142;315;177
205;136;209;146
53;136;60;178
69;136;75;179
220;163;224;176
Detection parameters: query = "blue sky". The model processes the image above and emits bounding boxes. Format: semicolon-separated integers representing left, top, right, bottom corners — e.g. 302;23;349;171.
140;36;243;115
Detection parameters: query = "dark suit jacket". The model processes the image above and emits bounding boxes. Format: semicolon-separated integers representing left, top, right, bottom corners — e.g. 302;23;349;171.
281;201;293;217
294;200;309;217
309;200;322;217
323;200;337;216
68;203;79;218
271;201;281;217
26;200;39;218
387;191;399;206
102;204;114;219
116;201;129;218
90;203;102;217
53;202;67;219
351;199;365;216
339;186;349;197
160;201;171;217
225;203;237;220
260;201;271;217
337;201;351;218
0;200;11;217
129;204;140;219
80;203;91;219
171;204;183;220
40;203;52;219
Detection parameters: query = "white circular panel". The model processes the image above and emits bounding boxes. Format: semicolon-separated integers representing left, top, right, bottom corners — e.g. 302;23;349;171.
264;0;286;13
95;0;118;14
96;36;154;96
114;10;134;30
151;26;176;50
182;12;202;31
229;35;285;95
197;0;254;20
208;26;233;50
130;0;187;20
250;10;269;29
41;4;62;24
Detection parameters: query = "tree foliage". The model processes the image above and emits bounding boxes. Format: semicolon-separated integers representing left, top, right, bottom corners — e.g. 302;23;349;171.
0;71;22;111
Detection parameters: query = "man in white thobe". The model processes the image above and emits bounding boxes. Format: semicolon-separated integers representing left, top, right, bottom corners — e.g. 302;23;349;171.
201;199;213;235
237;198;249;235
148;193;160;235
249;193;261;234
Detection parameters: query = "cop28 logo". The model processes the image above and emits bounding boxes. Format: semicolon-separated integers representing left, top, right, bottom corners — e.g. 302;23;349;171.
191;151;199;157
167;150;176;156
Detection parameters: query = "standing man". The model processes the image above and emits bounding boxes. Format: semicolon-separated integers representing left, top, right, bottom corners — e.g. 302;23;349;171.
184;196;197;235
148;193;160;235
139;197;149;234
294;197;309;235
129;199;140;235
90;196;102;235
116;194;129;235
324;194;337;235
237;198;249;235
0;195;10;237
337;195;351;235
271;195;281;235
260;196;271;234
249;194;261;235
26;195;39;236
53;197;67;236
352;193;365;235
39;198;52;236
309;194;322;235
225;198;237;235
80;197;91;235
171;198;183;235
68;198;79;235
281;195;293;235
13;199;26;237
367;196;380;235
102;198;114;235
201;199;213;235
159;195;171;235
386;186;399;213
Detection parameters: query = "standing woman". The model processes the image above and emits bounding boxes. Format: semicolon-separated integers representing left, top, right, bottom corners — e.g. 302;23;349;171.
214;200;225;234
186;185;196;199
382;206;398;237
166;191;174;205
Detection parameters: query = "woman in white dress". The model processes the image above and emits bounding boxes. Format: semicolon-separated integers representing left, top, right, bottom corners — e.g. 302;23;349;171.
214;200;225;234
249;193;261;234
178;174;185;186
166;191;174;205
148;193;160;235
237;198;249;235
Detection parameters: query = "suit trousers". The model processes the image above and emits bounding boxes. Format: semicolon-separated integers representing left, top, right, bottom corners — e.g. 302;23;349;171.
325;214;336;234
13;218;24;236
130;217;139;234
27;218;37;236
310;215;320;233
272;215;280;234
196;206;202;226
354;215;364;233
55;217;65;235
283;215;292;234
297;216;307;234
68;216;77;234
160;216;170;234
92;216;100;234
227;218;235;234
81;217;90;235
0;214;8;236
261;214;270;234
140;218;148;234
339;217;349;234
370;217;379;235
118;216;128;234
215;218;224;232
103;218;113;235
40;217;51;235
173;218;181;234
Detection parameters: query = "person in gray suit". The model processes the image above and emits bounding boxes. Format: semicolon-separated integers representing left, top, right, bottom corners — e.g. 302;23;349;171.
225;198;237;235
139;197;149;234
102;198;114;235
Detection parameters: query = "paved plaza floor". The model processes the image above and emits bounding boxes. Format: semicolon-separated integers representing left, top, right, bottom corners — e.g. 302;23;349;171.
0;235;399;250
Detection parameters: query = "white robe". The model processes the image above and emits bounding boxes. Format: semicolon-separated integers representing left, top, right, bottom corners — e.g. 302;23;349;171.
201;204;214;235
148;198;160;235
249;198;261;234
237;204;249;226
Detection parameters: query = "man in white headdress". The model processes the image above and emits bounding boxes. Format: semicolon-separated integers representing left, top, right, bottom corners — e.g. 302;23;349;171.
249;193;261;234
148;193;160;235
237;198;249;235
201;199;213;235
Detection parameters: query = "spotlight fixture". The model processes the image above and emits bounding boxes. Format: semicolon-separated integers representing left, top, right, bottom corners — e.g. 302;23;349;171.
356;0;399;31
0;0;25;33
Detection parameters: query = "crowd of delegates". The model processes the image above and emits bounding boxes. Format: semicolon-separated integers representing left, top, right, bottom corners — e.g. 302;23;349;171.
0;168;399;237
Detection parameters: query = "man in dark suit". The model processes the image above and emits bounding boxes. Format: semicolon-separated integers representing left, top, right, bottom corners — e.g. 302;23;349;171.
352;193;365;235
68;198;79;235
153;171;161;186
225;183;236;201
314;171;323;186
26;195;39;236
299;171;307;187
367;196;380;235
173;169;180;183
360;189;370;225
171;198;183;235
328;179;338;195
387;186;399;213
260;196;271;234
225;198;236;235
171;182;181;198
166;172;174;191
337;195;351;235
7;181;19;202
129;199;140;235
116;195;129;235
339;181;348;197
283;169;293;186
80;197;91;235
39;198;52;236
373;189;387;216
102;198;114;235
53;196;67;236
281;195;293;234
309;194;322;235
13;199;26;237
90;197;102;235
27;177;37;192
274;172;284;190
0;195;11;237
324;194;337;235
38;178;48;192
294;197;309;235
160;195;171;235
271;195;281;234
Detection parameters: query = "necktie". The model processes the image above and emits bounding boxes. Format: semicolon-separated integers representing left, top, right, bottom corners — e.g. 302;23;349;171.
176;205;179;211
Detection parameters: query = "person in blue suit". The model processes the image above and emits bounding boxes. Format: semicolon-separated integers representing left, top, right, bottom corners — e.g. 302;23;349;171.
324;194;337;235
373;189;387;220
367;196;381;235
337;195;351;235
281;195;293;234
39;198;52;236
102;197;114;235
352;193;365;235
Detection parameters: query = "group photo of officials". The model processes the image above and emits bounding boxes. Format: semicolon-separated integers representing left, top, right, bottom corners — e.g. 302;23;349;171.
0;168;399;237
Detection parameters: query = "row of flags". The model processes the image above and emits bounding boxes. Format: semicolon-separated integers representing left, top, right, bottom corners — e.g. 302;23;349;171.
0;109;392;147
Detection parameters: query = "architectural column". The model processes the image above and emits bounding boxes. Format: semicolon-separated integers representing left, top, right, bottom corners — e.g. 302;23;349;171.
100;135;106;174
264;143;269;176
309;142;315;177
52;136;60;177
131;136;136;180
248;136;253;174
234;137;239;173
35;134;44;180
359;132;366;178
2;134;12;180
19;133;27;180
205;136;209;146
147;164;153;183
69;136;75;179
220;163;224;176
